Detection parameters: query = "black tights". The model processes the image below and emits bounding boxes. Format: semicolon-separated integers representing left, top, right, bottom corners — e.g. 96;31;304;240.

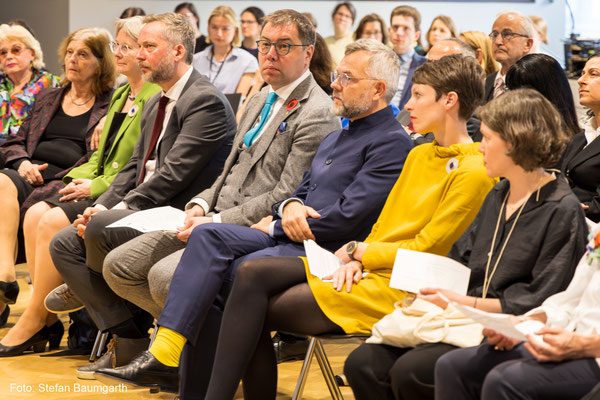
204;256;343;400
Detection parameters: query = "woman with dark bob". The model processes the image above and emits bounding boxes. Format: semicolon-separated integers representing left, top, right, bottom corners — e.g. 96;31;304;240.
203;54;498;400
560;54;600;222
506;53;580;138
325;2;356;66
354;13;389;45
343;89;588;400
0;27;114;325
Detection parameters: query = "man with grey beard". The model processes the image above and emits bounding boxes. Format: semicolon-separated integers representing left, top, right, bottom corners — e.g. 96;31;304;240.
95;38;412;397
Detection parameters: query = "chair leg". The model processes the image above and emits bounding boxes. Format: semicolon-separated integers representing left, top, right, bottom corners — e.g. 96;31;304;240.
89;330;108;362
314;338;344;400
149;321;158;348
292;336;317;400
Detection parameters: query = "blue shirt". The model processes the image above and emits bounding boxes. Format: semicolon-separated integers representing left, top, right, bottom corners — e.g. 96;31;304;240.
192;45;258;94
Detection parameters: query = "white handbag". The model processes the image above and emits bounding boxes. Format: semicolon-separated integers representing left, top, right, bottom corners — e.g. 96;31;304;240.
366;298;484;348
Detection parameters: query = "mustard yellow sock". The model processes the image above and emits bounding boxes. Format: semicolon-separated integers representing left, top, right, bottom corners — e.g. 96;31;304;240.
148;326;186;367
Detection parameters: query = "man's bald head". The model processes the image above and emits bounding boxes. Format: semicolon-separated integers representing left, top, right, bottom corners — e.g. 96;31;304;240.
427;38;475;61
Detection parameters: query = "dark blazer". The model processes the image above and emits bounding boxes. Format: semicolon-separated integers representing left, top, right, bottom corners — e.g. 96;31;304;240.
484;71;498;104
271;106;413;251
0;86;112;213
95;69;236;211
398;52;427;110
561;131;600;222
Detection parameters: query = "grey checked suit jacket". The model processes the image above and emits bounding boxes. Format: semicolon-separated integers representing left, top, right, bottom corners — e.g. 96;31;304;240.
194;73;341;226
95;69;236;211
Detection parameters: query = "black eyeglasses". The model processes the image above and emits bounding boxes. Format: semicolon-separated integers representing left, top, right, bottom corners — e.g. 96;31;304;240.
256;40;310;56
331;72;379;87
489;30;529;42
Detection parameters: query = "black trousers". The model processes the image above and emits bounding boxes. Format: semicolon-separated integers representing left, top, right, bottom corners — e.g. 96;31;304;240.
435;342;600;400
344;342;457;400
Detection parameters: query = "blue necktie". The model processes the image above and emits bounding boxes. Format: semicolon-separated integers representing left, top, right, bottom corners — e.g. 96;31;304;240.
243;91;278;147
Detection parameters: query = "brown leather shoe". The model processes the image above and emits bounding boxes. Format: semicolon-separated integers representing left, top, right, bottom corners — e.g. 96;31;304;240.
77;336;150;380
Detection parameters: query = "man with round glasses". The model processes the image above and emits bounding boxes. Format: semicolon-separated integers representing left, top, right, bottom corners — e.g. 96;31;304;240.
484;11;534;102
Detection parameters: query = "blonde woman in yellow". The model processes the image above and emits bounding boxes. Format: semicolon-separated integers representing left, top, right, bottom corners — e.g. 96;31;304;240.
202;54;497;400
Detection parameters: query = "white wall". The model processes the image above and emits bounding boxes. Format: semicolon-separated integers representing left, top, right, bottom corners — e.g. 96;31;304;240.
69;0;566;63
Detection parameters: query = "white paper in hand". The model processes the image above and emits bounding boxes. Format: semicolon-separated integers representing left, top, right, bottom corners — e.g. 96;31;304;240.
390;249;471;295
447;298;545;342
303;240;342;279
106;206;186;233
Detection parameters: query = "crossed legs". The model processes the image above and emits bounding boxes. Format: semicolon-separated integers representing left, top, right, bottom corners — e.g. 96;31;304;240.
0;173;20;314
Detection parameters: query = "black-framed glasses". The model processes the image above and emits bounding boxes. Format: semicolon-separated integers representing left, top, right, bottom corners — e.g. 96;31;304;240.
489;30;529;42
110;41;135;55
331;71;379;88
256;40;310;56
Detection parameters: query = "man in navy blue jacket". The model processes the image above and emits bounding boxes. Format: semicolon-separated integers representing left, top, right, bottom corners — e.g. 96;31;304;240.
96;39;413;397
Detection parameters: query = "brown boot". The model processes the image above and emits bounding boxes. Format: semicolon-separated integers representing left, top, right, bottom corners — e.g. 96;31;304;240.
76;336;150;380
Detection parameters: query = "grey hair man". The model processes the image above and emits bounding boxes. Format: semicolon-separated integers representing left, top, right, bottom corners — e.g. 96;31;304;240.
48;11;236;380
485;11;534;101
428;38;476;61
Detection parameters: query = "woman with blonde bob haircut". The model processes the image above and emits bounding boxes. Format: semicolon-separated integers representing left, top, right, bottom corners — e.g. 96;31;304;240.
0;27;114;329
0;24;60;142
192;5;257;96
460;30;498;76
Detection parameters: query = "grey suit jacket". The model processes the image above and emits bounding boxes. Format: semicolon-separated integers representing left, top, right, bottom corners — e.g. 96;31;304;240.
95;69;236;210
195;73;341;226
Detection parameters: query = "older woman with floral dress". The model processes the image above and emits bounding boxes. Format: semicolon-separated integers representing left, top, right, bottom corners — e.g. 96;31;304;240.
0;24;60;144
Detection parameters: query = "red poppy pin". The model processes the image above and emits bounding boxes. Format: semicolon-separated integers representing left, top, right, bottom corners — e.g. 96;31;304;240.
286;99;298;111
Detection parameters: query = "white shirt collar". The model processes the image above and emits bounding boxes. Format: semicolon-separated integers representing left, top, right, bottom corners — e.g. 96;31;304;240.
162;66;193;102
584;116;600;146
269;69;311;102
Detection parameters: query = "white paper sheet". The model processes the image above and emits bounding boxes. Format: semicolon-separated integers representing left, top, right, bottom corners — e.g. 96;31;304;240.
449;300;545;342
303;240;342;279
389;249;471;295
106;206;186;233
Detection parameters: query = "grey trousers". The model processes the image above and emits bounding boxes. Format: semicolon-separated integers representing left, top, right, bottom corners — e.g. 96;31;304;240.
103;230;185;318
50;209;143;331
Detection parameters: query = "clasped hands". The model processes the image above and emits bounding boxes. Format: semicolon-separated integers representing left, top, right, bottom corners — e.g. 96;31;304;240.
176;204;213;242
58;179;93;202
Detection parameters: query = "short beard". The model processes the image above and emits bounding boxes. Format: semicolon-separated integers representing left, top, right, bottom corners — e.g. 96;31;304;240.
332;91;371;119
146;55;177;84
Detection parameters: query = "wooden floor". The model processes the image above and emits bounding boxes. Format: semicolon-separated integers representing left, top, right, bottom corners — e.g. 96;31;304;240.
0;264;358;399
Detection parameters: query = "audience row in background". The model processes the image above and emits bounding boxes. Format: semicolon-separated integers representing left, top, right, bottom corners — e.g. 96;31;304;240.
2;5;600;400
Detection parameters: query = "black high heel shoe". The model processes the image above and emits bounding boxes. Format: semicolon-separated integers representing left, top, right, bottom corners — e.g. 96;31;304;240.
0;305;9;328
48;320;64;350
0;281;20;304
0;326;49;357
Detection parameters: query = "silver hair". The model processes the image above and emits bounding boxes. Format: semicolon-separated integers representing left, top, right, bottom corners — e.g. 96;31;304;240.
495;10;535;39
0;23;45;70
115;16;145;43
438;38;476;58
345;38;401;104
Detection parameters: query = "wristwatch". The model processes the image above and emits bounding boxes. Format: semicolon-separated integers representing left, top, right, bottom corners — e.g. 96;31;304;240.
346;240;358;261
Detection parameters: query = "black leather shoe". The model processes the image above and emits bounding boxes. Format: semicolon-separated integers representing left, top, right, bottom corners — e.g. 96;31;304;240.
0;305;9;328
0;281;19;304
95;350;179;393
0;326;49;357
48;320;64;350
273;335;310;363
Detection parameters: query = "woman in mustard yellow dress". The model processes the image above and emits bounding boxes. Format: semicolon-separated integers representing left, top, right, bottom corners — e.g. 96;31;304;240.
203;55;497;400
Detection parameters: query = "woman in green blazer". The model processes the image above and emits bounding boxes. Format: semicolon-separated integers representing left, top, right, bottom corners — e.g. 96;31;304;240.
0;16;159;353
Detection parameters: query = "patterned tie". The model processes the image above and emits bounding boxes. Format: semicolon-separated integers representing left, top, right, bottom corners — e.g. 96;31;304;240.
243;91;279;147
139;95;169;184
493;76;506;98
